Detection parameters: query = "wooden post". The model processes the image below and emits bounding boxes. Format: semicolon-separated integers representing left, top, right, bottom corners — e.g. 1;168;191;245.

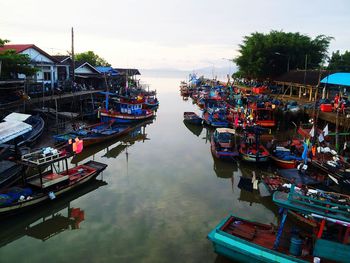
309;87;313;101
55;98;58;133
71;27;75;91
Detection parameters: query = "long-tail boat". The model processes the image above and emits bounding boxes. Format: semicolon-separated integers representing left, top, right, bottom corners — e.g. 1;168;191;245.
183;112;202;125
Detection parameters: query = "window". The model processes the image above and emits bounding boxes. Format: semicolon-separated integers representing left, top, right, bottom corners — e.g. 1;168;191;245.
44;72;51;81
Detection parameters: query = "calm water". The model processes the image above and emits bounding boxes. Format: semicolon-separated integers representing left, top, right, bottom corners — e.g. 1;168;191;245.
0;77;278;263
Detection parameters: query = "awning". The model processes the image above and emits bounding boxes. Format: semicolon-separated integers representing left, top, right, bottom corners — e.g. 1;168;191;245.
0;121;32;143
216;128;236;134
320;73;350;87
4;112;31;122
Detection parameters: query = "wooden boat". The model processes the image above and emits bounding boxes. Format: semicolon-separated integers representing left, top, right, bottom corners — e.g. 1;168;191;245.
0;178;107;246
254;106;276;128
100;94;154;123
202;107;229;128
0;113;44;147
183;112;202;125
239;127;269;162
210;128;239;160
270;146;303;169
208;214;314;263
54;122;131;147
0;148;107;216
143;95;159;109
209;188;350;262
273;189;350;263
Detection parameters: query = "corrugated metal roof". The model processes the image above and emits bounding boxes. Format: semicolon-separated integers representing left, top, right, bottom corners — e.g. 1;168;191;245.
0;121;32;143
320;72;350;87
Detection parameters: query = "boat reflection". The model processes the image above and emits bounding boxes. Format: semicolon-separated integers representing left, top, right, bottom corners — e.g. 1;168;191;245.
212;154;238;179
71;119;153;164
183;120;203;137
0;179;107;247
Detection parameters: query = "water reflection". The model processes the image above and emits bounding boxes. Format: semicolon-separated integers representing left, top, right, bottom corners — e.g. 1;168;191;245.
0;179;107;247
183;121;203;137
212;156;238;179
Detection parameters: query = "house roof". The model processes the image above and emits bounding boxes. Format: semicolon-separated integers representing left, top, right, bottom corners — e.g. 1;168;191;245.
274;70;333;86
95;66;119;76
52;55;71;64
0;44;58;62
75;61;101;74
113;68;141;76
320;72;350;87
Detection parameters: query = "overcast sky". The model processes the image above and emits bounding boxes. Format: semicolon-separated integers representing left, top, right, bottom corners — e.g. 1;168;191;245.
1;0;349;70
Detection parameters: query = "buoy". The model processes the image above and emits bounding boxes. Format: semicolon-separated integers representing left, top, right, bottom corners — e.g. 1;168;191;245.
49;191;56;200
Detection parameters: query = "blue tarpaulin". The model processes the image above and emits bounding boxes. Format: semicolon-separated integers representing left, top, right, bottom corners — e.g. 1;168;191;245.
320;73;350;87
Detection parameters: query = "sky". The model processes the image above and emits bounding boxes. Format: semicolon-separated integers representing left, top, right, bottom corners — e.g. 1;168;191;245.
0;0;349;71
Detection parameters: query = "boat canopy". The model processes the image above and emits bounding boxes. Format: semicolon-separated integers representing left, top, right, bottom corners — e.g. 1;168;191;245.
4;112;31;122
0;121;32;143
320;72;350;87
216;128;235;134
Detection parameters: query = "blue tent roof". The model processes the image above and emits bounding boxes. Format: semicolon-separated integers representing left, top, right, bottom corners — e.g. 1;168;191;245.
95;66;119;76
320;72;350;87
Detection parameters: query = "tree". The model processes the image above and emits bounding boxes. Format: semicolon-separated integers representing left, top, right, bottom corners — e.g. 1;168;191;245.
75;51;111;67
234;30;333;79
0;38;38;79
328;50;350;71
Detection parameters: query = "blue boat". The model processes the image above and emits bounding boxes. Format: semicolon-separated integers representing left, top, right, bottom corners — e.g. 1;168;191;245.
100;97;154;123
53;122;131;147
202;107;229;128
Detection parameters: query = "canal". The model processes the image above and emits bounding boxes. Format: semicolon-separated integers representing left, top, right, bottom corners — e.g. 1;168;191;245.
0;76;278;263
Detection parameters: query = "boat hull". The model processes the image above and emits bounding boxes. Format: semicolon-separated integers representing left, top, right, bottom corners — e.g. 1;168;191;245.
270;155;296;169
208;215;308;263
0;161;107;217
101;112;154;123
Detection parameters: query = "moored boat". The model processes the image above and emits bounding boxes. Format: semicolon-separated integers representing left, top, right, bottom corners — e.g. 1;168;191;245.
210;128;239;160
0;147;107;216
183;112;202;125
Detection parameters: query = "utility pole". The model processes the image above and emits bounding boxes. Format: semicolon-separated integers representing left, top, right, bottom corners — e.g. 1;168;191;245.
71;27;75;91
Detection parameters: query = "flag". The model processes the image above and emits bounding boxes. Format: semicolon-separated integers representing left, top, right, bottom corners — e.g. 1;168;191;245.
318;133;324;143
323;124;329;136
309;126;315;137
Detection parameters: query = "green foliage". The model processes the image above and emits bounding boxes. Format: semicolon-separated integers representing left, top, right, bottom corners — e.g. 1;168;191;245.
75;51;111;67
234;30;333;79
0;38;38;78
328;50;350;71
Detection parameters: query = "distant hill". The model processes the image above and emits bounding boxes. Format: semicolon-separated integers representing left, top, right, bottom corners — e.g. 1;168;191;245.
140;66;237;81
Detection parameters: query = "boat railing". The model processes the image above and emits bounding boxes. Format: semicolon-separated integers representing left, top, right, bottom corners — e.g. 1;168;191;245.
288;188;350;217
21;147;67;166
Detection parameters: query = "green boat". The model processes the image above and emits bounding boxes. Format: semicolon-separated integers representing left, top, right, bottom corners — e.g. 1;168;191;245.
208;214;313;262
208;187;350;262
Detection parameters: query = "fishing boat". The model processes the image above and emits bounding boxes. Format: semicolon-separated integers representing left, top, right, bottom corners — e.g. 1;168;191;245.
0;147;107;216
273;187;350;263
143;94;159;109
208;187;350;262
54;122;131;147
270;146;303;169
100;94;154;123
202;107;229;128
239;126;270;162
183;112;202;125
210;128;239;160
208;214;313;263
250;102;276;128
0;113;44;147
